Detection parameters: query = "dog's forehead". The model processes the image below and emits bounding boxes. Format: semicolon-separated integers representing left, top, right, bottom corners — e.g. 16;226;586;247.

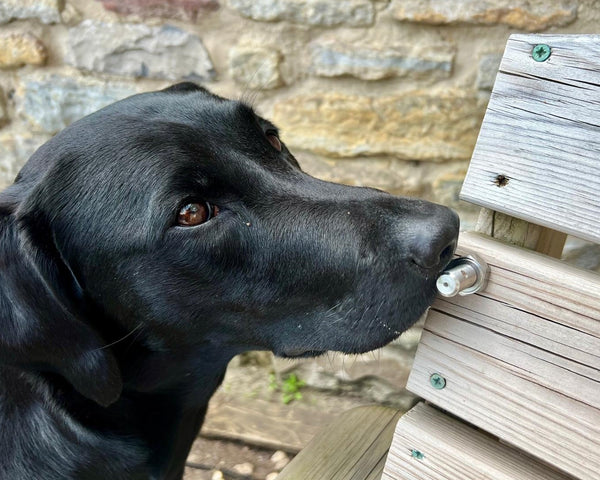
13;85;287;210
121;85;264;134
117;88;288;173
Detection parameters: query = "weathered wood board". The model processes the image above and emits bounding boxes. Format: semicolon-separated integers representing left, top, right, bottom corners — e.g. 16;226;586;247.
382;403;573;480
460;34;600;243
276;406;402;480
201;397;323;453
407;232;600;480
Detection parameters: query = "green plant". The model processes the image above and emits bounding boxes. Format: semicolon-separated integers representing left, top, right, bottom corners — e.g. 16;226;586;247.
268;372;306;404
268;373;278;392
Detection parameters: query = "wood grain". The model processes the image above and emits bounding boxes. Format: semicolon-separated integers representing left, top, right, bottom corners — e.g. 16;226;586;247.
461;34;600;243
406;232;600;480
276;406;401;480
382;403;573;480
475;208;567;258
202;397;325;453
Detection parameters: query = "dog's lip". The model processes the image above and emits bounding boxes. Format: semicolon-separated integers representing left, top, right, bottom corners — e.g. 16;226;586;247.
408;261;440;280
277;349;327;359
409;257;453;279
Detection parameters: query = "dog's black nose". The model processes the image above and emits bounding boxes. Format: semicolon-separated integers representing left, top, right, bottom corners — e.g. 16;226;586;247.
408;207;459;271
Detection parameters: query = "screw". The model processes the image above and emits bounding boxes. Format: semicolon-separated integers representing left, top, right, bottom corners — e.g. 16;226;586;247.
532;44;551;62
410;449;425;460
430;373;446;389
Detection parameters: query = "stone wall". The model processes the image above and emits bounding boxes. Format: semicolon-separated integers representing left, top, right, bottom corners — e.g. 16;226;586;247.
1;0;600;228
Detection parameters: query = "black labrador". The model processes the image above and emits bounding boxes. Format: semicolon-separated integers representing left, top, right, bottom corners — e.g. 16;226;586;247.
0;83;458;480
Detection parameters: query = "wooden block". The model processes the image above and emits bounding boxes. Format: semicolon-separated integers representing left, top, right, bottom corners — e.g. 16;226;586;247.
475;208;567;258
382;403;572;480
407;232;600;480
461;34;600;243
276;406;402;480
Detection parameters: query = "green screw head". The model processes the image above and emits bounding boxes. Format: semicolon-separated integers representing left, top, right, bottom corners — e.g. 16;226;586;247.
430;373;446;389
532;44;551;62
411;449;425;460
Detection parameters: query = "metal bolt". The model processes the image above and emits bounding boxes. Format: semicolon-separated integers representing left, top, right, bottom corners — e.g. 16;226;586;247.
532;44;551;62
437;254;489;297
430;373;446;390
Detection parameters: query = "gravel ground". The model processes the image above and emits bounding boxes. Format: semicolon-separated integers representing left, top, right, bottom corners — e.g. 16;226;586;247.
184;437;293;480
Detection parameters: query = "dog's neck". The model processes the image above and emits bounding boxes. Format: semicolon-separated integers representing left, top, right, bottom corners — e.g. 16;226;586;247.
52;344;229;479
105;344;232;478
118;342;233;403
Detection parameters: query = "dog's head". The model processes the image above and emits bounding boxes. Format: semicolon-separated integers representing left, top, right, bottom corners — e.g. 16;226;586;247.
0;83;458;405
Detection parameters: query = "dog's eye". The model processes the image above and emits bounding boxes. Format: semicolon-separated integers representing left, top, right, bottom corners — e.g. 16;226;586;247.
177;202;218;226
266;131;282;152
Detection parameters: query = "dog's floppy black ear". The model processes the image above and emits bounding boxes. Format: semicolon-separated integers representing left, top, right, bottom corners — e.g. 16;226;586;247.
0;206;122;407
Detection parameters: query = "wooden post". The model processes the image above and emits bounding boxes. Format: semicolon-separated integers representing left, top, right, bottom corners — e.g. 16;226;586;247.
475;208;567;258
460;35;600;246
384;33;600;480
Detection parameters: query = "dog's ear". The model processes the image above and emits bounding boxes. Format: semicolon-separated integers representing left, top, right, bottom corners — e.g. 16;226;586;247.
0;204;122;407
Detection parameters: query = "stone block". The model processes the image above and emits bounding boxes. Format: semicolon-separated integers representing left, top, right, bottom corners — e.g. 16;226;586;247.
0;130;51;190
477;53;503;90
0;0;62;24
0;33;47;69
67;20;215;81
0;93;6;125
226;0;375;27
16;74;137;134
272;91;486;161
562;237;600;273
96;0;219;21
391;0;578;31
310;41;453;81
429;167;480;229
229;46;283;90
296;153;426;197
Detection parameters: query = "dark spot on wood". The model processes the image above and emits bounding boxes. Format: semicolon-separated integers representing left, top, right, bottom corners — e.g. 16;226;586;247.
493;174;509;187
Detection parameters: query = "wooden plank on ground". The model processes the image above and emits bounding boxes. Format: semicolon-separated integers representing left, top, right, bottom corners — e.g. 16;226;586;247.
276;406;402;480
460;34;600;243
202;397;326;453
407;232;600;480
382;403;573;480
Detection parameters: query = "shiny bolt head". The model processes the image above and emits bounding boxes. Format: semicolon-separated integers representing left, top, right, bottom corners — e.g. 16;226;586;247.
532;44;551;62
430;373;446;390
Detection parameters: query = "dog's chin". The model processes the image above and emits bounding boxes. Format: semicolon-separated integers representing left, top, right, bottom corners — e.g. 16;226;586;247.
274;327;407;359
275;336;401;359
272;278;436;360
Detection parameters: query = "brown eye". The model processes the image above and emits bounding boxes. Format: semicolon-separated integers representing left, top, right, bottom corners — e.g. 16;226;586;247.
266;131;282;152
177;202;218;226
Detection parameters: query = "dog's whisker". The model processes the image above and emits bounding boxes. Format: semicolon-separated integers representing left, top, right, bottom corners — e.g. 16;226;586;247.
94;324;143;351
325;351;335;370
350;354;359;372
124;324;146;353
239;56;279;107
324;301;343;317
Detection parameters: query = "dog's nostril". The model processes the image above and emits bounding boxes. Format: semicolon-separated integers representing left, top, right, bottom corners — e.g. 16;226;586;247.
439;241;456;266
408;209;459;271
412;237;457;271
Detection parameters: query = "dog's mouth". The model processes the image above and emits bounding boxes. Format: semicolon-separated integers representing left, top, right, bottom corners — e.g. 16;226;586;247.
277;349;327;359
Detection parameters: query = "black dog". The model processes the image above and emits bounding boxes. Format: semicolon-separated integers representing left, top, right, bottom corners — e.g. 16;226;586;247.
0;83;458;480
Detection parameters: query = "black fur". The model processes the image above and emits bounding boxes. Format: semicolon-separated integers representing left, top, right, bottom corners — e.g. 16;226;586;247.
0;84;459;479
